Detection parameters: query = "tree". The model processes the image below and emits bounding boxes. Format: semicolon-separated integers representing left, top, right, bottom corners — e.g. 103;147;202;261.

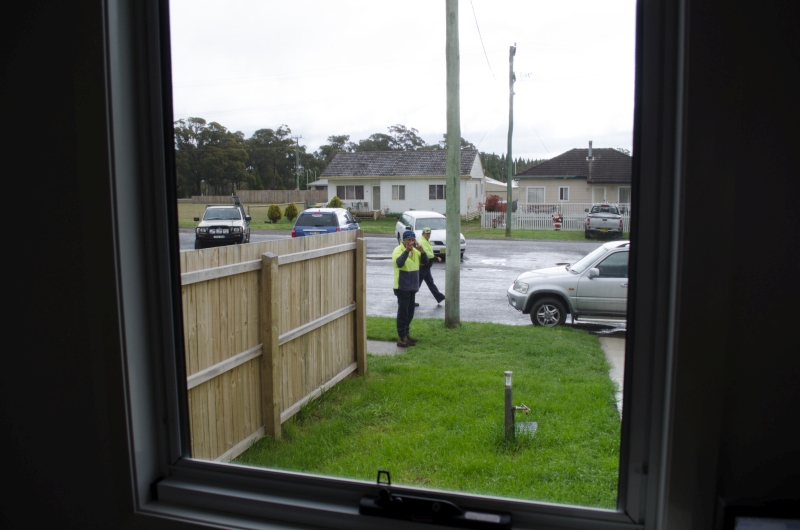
285;202;298;222
352;125;430;152
315;134;356;165
173;117;252;197
267;204;282;224
353;133;394;152
615;147;631;155
328;196;343;208
245;125;296;190
436;134;476;150
484;194;506;212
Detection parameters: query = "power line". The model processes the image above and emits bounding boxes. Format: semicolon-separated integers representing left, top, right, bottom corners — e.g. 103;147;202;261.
469;0;495;82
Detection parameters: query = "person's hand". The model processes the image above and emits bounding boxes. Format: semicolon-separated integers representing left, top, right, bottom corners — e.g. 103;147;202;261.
437;257;442;262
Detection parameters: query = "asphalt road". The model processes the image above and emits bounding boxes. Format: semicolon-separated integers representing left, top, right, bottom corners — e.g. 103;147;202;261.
179;229;626;334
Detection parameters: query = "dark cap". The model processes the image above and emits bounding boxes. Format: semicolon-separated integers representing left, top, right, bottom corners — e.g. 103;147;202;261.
402;230;416;240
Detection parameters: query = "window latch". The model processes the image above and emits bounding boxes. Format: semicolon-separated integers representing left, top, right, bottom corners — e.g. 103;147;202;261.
359;470;511;529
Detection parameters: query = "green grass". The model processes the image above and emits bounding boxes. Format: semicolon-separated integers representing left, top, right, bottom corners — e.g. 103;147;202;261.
235;317;621;508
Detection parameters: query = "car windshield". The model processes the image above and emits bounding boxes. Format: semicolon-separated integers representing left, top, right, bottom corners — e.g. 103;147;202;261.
591;205;620;214
414;217;446;230
297;212;337;227
569;245;609;274
203;208;241;221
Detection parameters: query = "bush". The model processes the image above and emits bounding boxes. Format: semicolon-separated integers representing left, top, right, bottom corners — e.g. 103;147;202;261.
328;195;343;208
285;202;299;221
484;194;506;213
267;204;282;224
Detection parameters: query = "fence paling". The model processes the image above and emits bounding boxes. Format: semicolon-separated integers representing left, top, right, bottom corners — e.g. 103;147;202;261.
180;231;365;460
481;203;631;232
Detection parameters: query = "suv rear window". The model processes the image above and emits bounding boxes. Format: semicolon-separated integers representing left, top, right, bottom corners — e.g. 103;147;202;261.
590;205;620;214
297;212;337;227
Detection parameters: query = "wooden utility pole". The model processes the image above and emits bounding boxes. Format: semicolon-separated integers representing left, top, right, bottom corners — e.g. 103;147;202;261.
505;44;516;237
445;0;461;328
291;135;303;190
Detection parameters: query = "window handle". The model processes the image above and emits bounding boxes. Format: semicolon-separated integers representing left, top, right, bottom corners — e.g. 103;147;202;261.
360;471;511;529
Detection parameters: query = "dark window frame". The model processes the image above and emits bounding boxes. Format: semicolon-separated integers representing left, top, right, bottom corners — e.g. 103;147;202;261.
109;0;695;527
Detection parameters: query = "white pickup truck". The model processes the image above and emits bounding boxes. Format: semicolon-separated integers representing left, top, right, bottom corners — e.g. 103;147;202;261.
584;204;623;239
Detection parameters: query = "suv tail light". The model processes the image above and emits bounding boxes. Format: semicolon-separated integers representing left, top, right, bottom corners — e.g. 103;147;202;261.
291;228;296;238
586;217;591;226
619;219;623;228
336;227;341;232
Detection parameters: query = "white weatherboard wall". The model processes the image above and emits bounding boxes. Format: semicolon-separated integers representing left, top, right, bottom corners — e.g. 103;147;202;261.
326;155;485;218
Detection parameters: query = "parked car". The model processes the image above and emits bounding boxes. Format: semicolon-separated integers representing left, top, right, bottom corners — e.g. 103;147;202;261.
291;208;359;237
507;240;629;326
585;203;624;239
193;197;251;249
394;210;466;259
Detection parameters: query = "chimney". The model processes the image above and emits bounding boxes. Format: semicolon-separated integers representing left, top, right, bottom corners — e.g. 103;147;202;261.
587;141;593;160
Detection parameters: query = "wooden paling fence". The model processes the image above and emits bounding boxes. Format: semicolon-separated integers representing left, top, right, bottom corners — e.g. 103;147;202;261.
191;189;327;204
180;230;366;461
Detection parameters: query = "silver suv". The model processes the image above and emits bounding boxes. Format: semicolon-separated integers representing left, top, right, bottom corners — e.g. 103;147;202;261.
507;241;629;326
193;197;251;249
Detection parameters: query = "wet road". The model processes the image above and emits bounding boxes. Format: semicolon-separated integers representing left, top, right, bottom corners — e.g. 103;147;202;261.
179;229;626;334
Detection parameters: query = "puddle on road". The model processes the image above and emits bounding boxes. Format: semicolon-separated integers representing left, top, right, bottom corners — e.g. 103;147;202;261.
480;259;510;266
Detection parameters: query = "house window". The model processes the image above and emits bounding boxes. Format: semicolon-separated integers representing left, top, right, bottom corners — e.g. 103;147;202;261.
619;186;631;204
558;186;569;201
429;184;445;200
593;187;607;203
526;186;545;203
392;185;405;200
336;185;364;200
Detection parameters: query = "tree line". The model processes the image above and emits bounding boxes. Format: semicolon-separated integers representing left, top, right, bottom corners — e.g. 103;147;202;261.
174;117;545;198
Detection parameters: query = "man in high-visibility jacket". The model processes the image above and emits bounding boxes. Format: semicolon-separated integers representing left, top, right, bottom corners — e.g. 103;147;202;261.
417;227;445;305
392;230;429;347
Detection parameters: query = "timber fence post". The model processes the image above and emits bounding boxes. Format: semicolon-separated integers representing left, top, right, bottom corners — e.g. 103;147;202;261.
355;230;367;374
260;252;281;439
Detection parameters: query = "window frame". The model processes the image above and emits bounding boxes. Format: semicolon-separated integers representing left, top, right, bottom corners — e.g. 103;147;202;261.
619;186;632;204
113;0;691;527
526;185;545;203
559;186;570;202
429;183;446;200
392;184;405;200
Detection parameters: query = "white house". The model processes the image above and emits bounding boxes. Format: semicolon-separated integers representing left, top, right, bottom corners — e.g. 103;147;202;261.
321;149;485;219
484;176;518;202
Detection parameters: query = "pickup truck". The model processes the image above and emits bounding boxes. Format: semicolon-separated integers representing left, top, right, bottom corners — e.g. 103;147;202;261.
584;204;623;239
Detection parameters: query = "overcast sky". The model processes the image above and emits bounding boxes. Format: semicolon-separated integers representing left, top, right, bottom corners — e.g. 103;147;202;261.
169;0;636;160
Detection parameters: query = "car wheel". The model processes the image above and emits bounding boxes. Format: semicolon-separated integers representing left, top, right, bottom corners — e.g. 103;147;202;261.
397;233;401;243
194;239;203;250
530;297;567;327
585;230;591;239
460;251;464;260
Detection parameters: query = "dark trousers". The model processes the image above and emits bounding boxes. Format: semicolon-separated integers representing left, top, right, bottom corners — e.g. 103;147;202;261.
394;289;416;337
419;265;445;302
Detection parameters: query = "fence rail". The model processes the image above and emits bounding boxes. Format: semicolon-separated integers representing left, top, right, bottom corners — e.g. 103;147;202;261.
191;189;327;204
180;230;366;461
481;203;631;232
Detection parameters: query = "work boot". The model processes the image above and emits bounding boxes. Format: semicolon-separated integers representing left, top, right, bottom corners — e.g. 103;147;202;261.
406;335;418;345
414;302;419;307
396;336;408;347
438;296;445;304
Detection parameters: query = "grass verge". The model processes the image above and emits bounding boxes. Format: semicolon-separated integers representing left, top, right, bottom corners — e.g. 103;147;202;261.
235;317;621;508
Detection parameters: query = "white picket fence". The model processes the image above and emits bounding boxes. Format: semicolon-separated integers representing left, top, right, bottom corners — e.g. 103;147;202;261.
481;203;631;232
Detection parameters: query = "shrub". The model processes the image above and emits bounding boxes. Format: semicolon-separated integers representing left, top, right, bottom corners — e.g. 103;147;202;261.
328;196;343;208
267;204;282;224
285;202;299;221
484;194;506;213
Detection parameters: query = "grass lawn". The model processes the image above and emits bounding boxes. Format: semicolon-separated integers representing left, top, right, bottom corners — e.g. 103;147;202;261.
235;317;621;508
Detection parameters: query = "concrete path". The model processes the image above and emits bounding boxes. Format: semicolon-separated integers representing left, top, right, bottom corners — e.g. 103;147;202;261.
367;339;407;356
598;337;626;415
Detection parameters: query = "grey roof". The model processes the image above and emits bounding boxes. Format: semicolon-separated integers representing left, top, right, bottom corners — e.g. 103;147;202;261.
515;148;631;184
321;150;479;178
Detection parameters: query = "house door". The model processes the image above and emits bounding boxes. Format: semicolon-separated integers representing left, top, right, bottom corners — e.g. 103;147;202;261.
372;186;381;211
